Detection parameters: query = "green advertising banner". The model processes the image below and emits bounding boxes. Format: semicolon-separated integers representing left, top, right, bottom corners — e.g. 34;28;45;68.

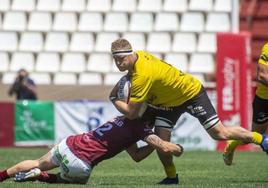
15;100;55;146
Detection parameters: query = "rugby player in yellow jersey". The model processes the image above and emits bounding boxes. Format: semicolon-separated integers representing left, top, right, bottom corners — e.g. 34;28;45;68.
109;39;268;184
223;43;268;165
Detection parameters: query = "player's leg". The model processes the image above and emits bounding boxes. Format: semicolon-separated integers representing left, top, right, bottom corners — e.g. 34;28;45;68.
49;139;92;184
0;150;58;182
251;95;268;134
209;95;267;143
208;121;265;165
9;152;57;176
222;121;268;166
141;106;180;184
155;126;178;184
223;95;268;165
184;88;266;164
207;122;262;143
16;139;92;184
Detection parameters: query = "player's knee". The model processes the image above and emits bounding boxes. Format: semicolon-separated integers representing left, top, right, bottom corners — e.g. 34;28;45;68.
37;158;52;170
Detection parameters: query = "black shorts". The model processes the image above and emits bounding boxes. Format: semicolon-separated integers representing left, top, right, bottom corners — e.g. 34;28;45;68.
143;87;219;131
252;95;268;124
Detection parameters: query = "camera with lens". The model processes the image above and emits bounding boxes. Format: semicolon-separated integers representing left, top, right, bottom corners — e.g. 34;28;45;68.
18;75;26;82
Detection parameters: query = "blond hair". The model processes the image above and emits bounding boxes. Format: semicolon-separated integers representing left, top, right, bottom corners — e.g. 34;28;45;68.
111;38;132;54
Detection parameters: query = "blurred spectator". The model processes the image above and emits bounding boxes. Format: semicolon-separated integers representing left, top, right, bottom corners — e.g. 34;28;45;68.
8;69;37;100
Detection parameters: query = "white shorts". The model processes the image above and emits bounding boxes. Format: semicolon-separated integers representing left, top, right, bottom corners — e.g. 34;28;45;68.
50;139;92;184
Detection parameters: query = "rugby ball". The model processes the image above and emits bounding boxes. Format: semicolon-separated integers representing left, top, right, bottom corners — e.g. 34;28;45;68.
117;75;131;103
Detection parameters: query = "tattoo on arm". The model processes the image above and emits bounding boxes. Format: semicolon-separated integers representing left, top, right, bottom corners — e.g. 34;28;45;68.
146;134;163;148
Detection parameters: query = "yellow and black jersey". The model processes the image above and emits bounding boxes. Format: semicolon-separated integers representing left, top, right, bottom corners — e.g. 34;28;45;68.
256;43;268;99
129;51;202;107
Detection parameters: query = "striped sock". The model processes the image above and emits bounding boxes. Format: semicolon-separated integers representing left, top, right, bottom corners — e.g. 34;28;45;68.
252;132;263;145
0;170;9;182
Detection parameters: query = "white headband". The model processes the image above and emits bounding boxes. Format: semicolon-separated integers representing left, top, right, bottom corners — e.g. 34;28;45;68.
112;50;133;57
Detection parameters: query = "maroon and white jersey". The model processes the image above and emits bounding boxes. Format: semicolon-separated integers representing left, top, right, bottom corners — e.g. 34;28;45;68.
66;116;153;166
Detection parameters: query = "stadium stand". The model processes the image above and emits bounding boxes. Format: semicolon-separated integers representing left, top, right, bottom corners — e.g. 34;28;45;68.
95;32;119;52
214;0;232;12
112;0;137;12
147;32;171;53
19;32;43;52
180;12;204;32
28;12;52;31
53;12;77;32
154;13;179;32
44;32;69;52
0;52;9;72
2;72;17;84
206;13;230;32
1;0;258;101
61;0;86;12
163;0;187;12
78;73;103;85
0;0;11;12
137;0;162;12
0;32;18;51
197;33;216;53
172;33;196;53
53;73;77;85
129;13;154;32
239;0;268;79
122;32;146;50
70;32;94;53
164;53;188;72
29;72;51;85
104;13;128;32
3;11;27;31
78;12;103;32
35;52;60;73
87;0;111;12
10;52;35;72
36;0;61;12
189;0;213;12
87;53;112;73
189;53;215;74
104;72;125;85
60;53;86;73
11;0;35;12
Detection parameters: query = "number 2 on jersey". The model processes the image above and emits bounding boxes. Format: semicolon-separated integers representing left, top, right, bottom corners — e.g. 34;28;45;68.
95;123;113;136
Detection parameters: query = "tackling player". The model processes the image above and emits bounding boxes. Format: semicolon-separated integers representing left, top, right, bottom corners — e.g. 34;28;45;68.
224;43;268;165
109;38;268;184
0;116;183;184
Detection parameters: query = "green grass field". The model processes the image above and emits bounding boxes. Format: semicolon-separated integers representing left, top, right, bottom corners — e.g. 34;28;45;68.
0;148;268;188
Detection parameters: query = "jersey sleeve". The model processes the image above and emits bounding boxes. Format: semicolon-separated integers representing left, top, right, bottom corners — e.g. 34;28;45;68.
133;123;154;140
130;74;152;103
259;43;268;66
28;78;36;86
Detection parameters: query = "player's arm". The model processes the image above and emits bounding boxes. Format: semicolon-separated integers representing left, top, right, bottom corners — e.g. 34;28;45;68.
144;134;183;157
126;143;155;162
109;83;143;119
113;100;144;120
110;75;150;119
257;62;268;86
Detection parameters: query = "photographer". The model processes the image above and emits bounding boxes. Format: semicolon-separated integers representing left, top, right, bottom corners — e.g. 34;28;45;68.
8;69;37;100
